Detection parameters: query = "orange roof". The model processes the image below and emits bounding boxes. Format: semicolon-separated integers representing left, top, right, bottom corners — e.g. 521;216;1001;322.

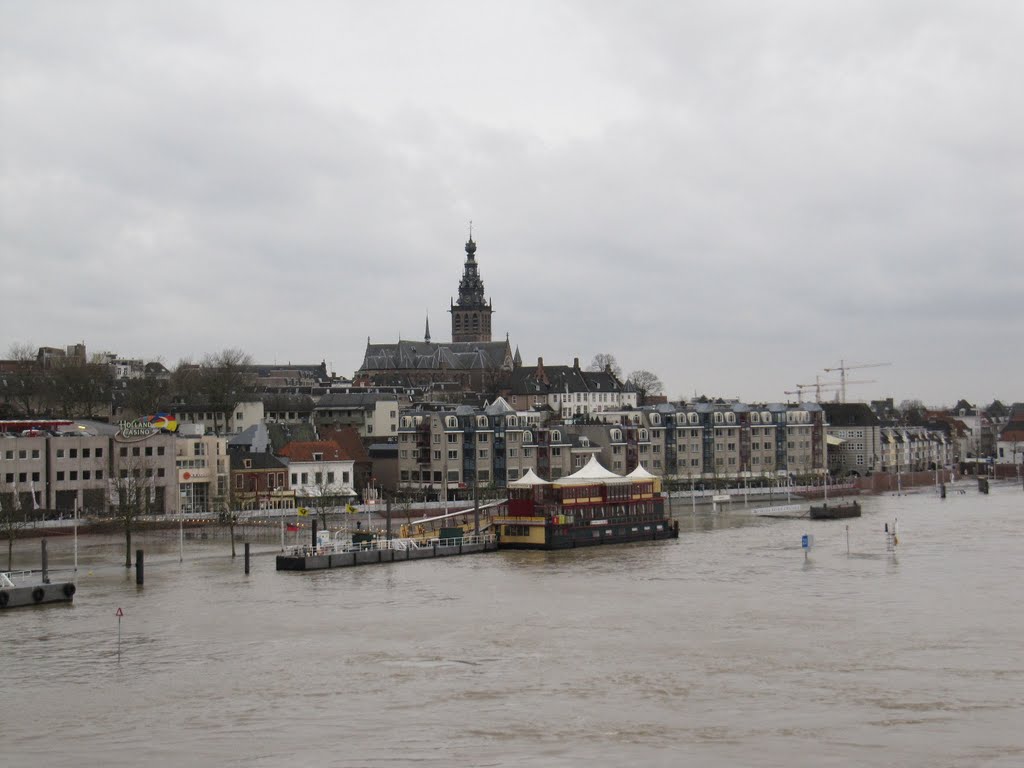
277;441;351;462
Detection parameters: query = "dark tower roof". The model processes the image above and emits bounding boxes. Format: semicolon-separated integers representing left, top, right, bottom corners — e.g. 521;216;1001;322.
455;237;487;308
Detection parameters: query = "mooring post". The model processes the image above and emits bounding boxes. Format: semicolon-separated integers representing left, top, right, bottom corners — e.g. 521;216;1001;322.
41;539;50;584
244;542;250;574
135;549;144;585
474;494;480;535
312;519;318;548
386;500;392;539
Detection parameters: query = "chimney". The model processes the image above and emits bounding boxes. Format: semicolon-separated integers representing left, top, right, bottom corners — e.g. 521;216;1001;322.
573;357;580;370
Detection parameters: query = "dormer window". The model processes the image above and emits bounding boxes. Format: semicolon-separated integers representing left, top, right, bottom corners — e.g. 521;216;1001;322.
313;452;323;462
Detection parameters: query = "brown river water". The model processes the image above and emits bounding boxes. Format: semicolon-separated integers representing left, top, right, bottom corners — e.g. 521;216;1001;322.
2;482;1022;767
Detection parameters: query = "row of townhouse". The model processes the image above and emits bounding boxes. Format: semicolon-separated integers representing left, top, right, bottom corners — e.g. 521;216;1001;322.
879;426;954;473
396;399;829;498
0;417;358;517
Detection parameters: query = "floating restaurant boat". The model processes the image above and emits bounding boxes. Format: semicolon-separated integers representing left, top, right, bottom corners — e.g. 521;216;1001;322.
0;570;76;609
492;458;679;550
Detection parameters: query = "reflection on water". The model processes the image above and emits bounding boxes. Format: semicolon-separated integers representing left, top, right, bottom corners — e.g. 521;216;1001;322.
2;483;1023;767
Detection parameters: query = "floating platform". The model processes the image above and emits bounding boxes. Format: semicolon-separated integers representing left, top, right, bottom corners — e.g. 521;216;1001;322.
809;501;862;520
0;572;76;609
276;533;498;571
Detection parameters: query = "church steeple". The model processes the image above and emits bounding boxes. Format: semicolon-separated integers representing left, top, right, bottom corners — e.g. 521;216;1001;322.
424;313;431;343
450;230;493;343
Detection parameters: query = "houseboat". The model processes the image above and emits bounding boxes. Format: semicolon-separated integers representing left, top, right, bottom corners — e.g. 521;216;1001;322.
493;457;679;550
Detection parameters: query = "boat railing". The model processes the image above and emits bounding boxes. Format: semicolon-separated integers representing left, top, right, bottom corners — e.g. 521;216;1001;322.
287;532;496;558
1;570;32;588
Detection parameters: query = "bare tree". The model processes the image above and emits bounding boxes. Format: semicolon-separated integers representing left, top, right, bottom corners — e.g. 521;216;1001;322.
0;492;29;571
303;468;351;533
588;353;622;379
110;456;156;568
3;343;41;417
627;370;665;405
200;349;256;435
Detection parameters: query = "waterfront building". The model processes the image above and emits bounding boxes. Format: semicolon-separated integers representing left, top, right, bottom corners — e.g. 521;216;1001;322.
228;450;293;510
313;392;408;439
503;357;635;416
996;404;1024;465
396;399;543;499
277;440;356;509
822;402;883;476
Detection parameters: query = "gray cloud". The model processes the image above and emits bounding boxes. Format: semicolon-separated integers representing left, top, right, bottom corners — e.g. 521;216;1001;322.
2;1;1021;406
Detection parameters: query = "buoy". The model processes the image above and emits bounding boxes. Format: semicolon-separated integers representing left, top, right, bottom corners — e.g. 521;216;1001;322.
31;586;45;603
63;583;76;598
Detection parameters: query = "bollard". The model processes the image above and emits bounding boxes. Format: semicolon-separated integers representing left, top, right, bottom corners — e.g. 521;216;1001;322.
135;549;144;585
940;483;946;499
244;543;250;574
312;520;318;548
41;539;50;584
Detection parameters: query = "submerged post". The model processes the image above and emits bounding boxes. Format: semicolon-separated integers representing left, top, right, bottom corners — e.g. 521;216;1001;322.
474;494;480;535
135;549;144;585
41;539;50;584
386;500;392;539
244;542;250;574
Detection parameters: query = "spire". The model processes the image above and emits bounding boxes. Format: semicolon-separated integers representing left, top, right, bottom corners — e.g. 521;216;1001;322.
424;313;431;343
514;345;522;367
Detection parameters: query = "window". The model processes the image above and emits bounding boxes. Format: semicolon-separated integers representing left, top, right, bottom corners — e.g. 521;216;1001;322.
478;434;489;443
342;472;350;484
57;471;65;481
478;449;488;459
551;447;561;457
433;434;441;444
447;433;459;444
448;450;458;460
433;450;441;460
327;472;335;483
509;448;519;458
96;470;103;480
120;447;128;457
57;449;65;459
315;472;323;485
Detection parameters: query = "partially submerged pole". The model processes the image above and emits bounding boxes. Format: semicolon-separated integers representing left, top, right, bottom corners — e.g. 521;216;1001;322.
41;539;50;584
244;543;250;574
135;549;144;585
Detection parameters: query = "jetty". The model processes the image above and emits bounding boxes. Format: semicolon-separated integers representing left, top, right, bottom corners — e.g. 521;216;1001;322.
0;570;76;609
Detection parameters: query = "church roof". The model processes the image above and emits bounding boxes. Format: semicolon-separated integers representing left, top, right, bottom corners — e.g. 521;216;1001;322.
359;340;511;372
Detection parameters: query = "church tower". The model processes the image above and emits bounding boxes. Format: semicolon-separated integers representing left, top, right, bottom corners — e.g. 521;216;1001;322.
450;235;493;342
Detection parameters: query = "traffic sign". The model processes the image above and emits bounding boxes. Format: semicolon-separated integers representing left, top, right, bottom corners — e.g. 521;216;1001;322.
115;607;124;617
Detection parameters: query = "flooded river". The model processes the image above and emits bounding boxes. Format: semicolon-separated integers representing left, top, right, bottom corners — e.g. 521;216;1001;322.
2;482;1022;767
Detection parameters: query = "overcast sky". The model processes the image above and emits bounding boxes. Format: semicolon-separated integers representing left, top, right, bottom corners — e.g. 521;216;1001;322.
2;2;1020;408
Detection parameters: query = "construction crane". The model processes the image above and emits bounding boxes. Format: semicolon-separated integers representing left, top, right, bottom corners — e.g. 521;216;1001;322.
785;376;877;403
823;360;891;403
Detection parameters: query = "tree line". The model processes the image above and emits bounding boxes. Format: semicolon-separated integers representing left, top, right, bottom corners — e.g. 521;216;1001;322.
1;345;256;423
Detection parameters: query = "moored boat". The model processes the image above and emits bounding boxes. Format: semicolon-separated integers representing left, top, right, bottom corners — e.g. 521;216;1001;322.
492;459;679;550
